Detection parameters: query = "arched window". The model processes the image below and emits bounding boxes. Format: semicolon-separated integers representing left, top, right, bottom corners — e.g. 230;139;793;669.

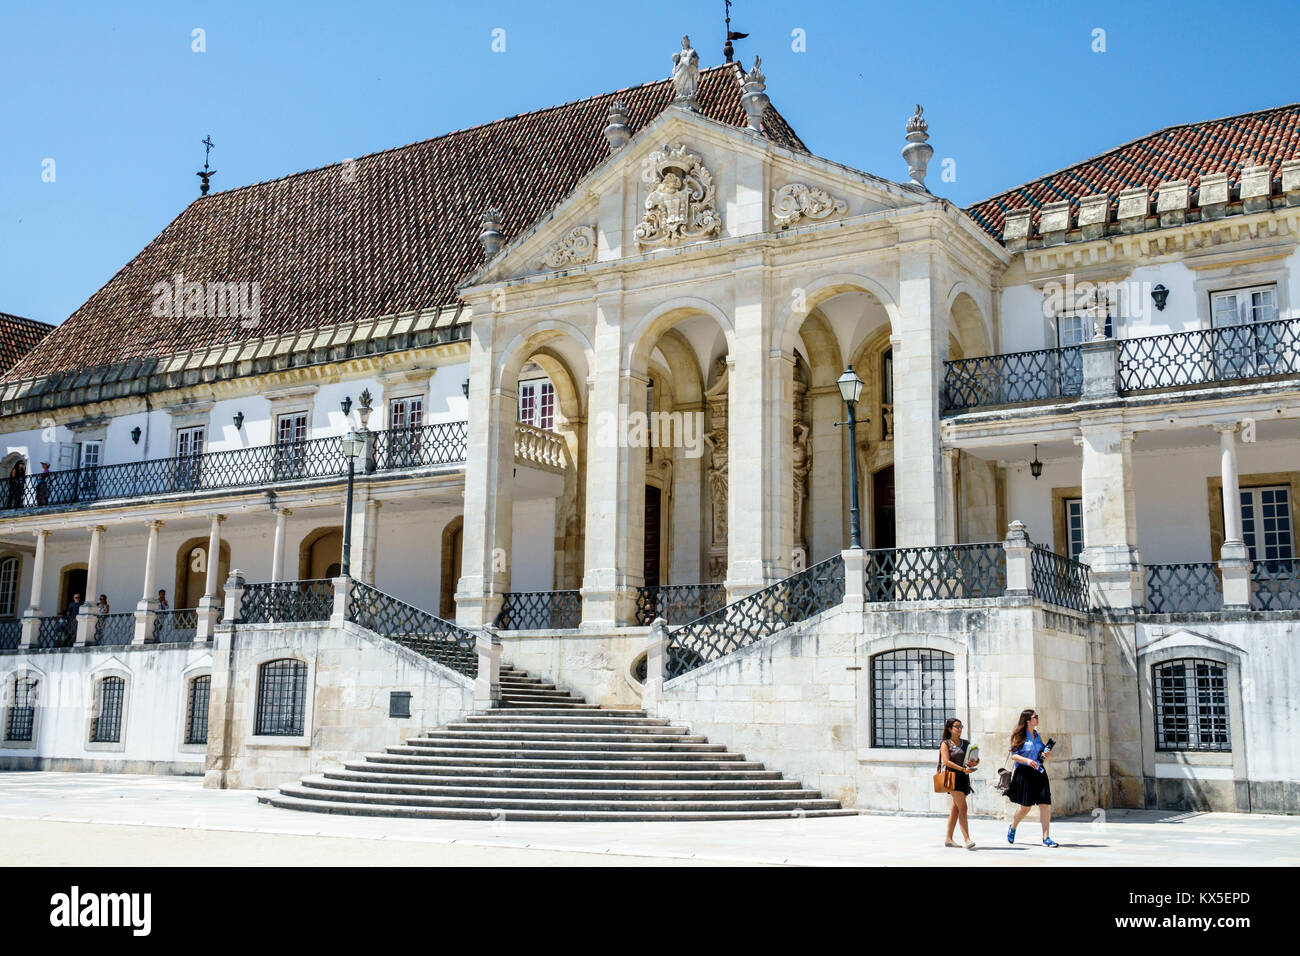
1154;659;1230;752
255;659;308;736
185;675;211;745
871;649;955;749
5;674;38;742
0;556;19;618
91;676;125;743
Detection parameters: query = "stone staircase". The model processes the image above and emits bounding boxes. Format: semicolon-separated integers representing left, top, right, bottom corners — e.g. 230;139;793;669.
260;664;855;821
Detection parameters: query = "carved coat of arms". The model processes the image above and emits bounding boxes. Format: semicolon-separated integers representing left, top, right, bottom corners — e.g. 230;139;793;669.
634;145;722;248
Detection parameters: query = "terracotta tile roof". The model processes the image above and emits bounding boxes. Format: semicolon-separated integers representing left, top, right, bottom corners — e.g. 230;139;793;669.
966;103;1300;241
0;312;56;373
6;63;806;384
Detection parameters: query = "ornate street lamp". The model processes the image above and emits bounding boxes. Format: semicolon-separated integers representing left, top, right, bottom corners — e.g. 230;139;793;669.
835;366;867;550
340;430;365;577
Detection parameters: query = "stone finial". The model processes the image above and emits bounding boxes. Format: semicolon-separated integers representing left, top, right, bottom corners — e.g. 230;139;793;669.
740;56;769;134
1156;179;1190;227
670;34;700;110
1078;193;1110;240
1003;208;1033;251
478;207;504;259
1198;171;1230;219
603;100;631;152
1039;201;1071;244
1116;187;1149;234
902;104;933;190
1240;164;1272;213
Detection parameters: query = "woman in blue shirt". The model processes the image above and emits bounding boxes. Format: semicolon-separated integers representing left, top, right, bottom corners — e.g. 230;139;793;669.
1006;708;1058;847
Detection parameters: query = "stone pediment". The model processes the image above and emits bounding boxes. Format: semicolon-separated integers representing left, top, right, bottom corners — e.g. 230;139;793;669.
463;105;933;288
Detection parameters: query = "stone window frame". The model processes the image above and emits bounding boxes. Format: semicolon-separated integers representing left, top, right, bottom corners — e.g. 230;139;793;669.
1206;471;1300;561
244;649;314;750
163;401;214;456
0;665;43;751
264;385;320;442
377;369;434;430
1137;639;1247;791
1192;264;1291;332
856;633;969;766
177;661;213;754
1050;486;1084;559
84;664;131;753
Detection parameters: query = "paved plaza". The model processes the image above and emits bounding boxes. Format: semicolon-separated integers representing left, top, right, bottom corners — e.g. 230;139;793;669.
0;772;1295;866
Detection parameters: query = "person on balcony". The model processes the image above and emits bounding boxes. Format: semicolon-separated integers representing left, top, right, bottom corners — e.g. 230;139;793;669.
96;595;110;614
62;592;82;647
35;462;50;507
1005;708;1057;847
6;459;25;509
939;717;977;849
157;590;169;612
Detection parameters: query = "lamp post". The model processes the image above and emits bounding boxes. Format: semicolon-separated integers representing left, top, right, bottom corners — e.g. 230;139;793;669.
340;430;365;577
835;366;866;550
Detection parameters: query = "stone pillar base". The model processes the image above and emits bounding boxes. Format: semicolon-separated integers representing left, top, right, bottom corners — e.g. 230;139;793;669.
20;612;40;648
1082;545;1144;609
133;601;157;645
195;597;222;642
580;585;639;628
474;628;502;711
454;590;504;629
641;618;668;715
75;608;98;646
1219;541;1253;609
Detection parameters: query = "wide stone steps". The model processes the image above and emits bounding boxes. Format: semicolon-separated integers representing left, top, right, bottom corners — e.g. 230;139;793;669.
260;663;852;822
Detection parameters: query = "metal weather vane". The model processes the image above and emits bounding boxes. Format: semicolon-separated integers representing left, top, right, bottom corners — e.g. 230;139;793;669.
197;134;217;196
723;0;749;62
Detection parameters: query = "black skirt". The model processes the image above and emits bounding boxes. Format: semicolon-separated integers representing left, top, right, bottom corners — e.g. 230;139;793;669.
949;770;972;795
1007;764;1051;806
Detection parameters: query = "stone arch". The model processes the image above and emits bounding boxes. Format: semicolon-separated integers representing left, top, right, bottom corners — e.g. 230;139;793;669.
297;527;342;581
947;288;992;360
625;297;735;376
497;322;594;397
776;272;902;356
58;563;87;614
174;537;231;609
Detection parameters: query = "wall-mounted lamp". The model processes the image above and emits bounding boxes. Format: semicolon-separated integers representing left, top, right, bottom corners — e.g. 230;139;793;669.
1030;443;1043;480
130;426;142;445
1151;284;1169;312
341;395;353;417
462;380;470;398
233;411;245;431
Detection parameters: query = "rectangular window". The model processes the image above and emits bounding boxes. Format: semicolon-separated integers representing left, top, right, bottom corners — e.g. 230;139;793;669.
388;397;425;467
274;412;310;480
518;380;555;431
0;556;18;618
185;675;211;745
276;412;309;445
389;396;424;431
1155;659;1230;752
176;425;205;458
871;649;955;749
175;426;206;490
1064;498;1084;561
1240;485;1294;562
5;676;36;742
77;440;102;499
1211;285;1279;328
90;676;125;743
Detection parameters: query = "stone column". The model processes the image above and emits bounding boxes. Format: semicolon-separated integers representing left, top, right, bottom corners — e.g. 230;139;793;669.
1078;422;1143;608
20;529;49;648
133;519;163;644
941;448;960;545
766;349;796;581
807;385;845;561
456;307;516;627
270;508;291;583
196;514;225;641
357;497;382;585
1003;520;1033;594
1215;423;1253;608
76;525;106;645
891;243;944;546
669;410;704;584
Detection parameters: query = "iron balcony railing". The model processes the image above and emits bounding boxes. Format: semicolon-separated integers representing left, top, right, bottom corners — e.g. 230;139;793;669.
666;554;845;679
1144;563;1223;614
635;584;727;626
92;612;135;646
942;346;1082;412
0;620;20;650
347;580;477;677
1253;558;1300;611
2;423;471;516
1118;318;1300;392
863;543;1007;602
240;580;334;624
494;590;583;630
1030;546;1090;613
153;608;199;643
36;615;74;649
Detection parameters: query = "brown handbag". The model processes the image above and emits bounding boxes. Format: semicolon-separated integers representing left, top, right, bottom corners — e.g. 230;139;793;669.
933;750;956;793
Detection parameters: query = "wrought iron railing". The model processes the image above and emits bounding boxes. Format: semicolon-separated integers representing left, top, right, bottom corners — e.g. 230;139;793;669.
1118;318;1300;392
371;421;468;471
36;615;74;649
0;620;21;650
634;584;727;625
1252;558;1300;611
494;590;583;630
92;612;135;646
666;554;845;679
1143;563;1223;614
347;580;477;677
942;346;1082;412
153;608;199;643
240;580;334;624
1030;546;1090;612
863;543;1006;602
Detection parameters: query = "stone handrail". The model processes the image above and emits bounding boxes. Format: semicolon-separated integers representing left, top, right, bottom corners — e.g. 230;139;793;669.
515;423;566;471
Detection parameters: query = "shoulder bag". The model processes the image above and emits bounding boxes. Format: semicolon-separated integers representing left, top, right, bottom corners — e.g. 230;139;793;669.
933;748;956;794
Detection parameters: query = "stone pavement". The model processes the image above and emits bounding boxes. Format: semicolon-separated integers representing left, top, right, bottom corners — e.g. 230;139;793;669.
1;772;1296;866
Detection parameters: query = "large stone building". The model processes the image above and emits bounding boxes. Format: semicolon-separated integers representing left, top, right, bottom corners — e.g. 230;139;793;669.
1;43;1297;818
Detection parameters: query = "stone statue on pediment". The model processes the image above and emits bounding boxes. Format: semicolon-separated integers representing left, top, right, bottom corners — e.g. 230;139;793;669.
671;35;700;109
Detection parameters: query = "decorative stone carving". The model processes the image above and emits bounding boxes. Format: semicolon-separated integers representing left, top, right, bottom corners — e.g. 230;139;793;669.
604;100;631;152
740;56;769;133
670;35;700;110
792;420;810;556
478;207;504;258
771;183;848;229
901;104;933;190
634;145;722;248
535;225;596;270
703;358;730;551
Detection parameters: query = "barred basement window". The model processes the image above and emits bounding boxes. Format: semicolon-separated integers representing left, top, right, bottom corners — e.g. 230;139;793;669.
5;675;37;742
871;649;955;749
1155;659;1230;752
255;659;308;736
186;675;211;745
91;676;125;743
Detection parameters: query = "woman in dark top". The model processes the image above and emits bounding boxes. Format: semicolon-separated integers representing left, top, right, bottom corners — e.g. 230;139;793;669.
6;460;25;509
939;717;977;849
1006;707;1057;847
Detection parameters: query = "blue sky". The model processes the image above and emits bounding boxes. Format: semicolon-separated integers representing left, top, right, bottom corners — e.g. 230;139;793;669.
1;0;1294;326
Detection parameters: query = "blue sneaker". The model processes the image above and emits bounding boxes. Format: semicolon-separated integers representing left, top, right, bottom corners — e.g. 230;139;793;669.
1042;837;1059;847
1006;826;1016;844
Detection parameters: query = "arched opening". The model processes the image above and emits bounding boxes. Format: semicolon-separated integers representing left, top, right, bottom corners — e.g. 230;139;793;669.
298;527;343;581
174;538;231;609
1;453;28;511
58;564;87;615
439;516;464;619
